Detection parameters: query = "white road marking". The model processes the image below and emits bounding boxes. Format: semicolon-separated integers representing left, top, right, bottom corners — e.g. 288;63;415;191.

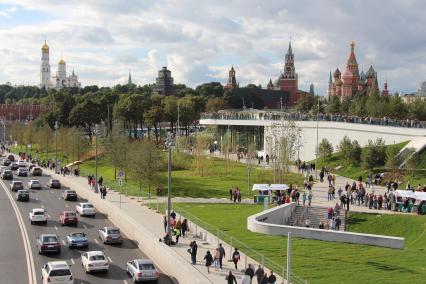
94;238;99;244
58;197;60;200
54;226;58;231
70;258;75;265
107;256;113;263
65;204;69;208
83;224;87;229
62;240;66;245
123;280;129;284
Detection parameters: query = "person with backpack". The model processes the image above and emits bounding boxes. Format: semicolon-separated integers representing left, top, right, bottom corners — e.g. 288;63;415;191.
267;271;277;284
203;251;213;274
232;248;240;270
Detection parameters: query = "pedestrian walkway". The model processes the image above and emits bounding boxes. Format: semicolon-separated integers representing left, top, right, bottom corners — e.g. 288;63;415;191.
47;169;287;284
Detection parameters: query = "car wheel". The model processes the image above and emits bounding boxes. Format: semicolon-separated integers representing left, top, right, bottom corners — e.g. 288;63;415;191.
30;220;34;225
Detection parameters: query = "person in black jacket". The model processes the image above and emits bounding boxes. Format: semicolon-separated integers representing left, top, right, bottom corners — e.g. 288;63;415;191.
204;251;213;273
245;264;254;281
226;271;237;284
255;265;264;284
267;271;276;283
232;248;240;270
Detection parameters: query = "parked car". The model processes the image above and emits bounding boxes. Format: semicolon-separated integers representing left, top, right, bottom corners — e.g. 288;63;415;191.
81;251;109;273
41;261;73;284
10;181;24;192
47;179;61;189
31;167;43;176
7;154;14;161
62;190;77;201
98;226;122;244
17;167;28;177
2;159;11;166
1;169;13;180
66;232;88;249
16;189;30;201
28;179;42;190
59;211;78;226
0;165;8;173
76;202;95;217
29;208;48;224
10;163;19;170
126;259;160;283
37;234;61;254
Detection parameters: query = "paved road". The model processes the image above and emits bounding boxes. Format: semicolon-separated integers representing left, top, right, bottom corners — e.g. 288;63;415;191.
0;165;175;284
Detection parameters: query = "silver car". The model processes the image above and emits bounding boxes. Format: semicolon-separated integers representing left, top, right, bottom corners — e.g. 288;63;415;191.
98;226;122;244
126;259;159;283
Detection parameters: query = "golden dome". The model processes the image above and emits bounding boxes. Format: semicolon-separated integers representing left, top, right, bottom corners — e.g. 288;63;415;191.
41;41;49;51
58;58;65;65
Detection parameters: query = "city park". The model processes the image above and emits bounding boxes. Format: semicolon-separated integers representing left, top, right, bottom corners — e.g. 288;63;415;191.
8;115;426;284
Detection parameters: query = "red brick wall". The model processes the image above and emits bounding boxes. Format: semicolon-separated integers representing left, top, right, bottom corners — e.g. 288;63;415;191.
0;104;49;121
280;79;298;105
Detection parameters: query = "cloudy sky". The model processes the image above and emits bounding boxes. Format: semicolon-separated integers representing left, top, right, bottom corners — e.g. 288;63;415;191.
0;0;425;95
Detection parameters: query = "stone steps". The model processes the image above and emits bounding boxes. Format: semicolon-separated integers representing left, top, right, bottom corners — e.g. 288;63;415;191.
288;205;347;231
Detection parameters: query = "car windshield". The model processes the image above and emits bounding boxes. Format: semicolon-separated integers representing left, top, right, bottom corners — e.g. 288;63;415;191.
67;191;76;194
83;204;93;208
49;269;71;276
89;255;105;261
72;233;85;238
107;229;120;234
34;211;45;215
65;212;76;217
42;236;58;242
19;191;29;194
32;181;40;184
139;263;155;270
14;182;23;185
52;180;59;183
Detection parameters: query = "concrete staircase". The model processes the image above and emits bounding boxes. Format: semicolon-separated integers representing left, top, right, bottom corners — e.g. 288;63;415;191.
287;205;347;231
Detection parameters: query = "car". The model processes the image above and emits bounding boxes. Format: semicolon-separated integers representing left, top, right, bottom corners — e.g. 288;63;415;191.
66;232;88;249
10;181;24;192
17;167;28;176
59;211;78;226
37;234;61;254
98;226;123;244
16;189;30;201
126;259;160;283
0;165;9;173
7;154;14;161
28;179;42;190
10;163;19;170
2;159;11;166
41;261;73;284
47;178;61;189
76;202;95;216
1;169;13;180
31;167;43;176
29;208;48;224
62;190;77;201
81;251;109;273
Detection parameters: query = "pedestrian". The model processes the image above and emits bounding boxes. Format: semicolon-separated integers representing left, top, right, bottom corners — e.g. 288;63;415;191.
245;264;255;281
260;273;268;284
163;216;167;233
302;191;307;206
98;176;103;186
237;189;242;203
102;186;107;199
190;241;197;265
229;188;233;200
173;228;181;244
267;271;276;284
335;216;341;231
181;218;188;237
176;218;182;235
226;271;237;284
203;251;213;273
213;247;220;270
218;243;226;269
308;192;313;206
232;248;240;270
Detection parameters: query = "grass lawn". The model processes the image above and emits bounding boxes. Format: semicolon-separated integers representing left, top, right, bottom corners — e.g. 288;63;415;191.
78;155;305;198
170;203;426;284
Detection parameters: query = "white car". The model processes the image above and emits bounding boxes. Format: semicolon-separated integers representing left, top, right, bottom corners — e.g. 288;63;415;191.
126;259;159;283
41;261;73;284
76;202;95;217
81;251;109;273
28;179;42;189
29;208;48;224
17;160;27;167
98;227;123;244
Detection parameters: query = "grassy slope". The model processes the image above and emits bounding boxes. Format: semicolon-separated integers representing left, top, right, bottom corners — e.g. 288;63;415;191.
172;203;426;284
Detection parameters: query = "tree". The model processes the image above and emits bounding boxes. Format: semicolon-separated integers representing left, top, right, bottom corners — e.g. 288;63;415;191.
405;150;420;177
205;97;226;112
385;145;402;171
68;99;102;141
192;132;212;176
338;136;353;166
195;82;224;97
361;140;376;171
325;95;341;114
319;138;333;159
351;140;362;166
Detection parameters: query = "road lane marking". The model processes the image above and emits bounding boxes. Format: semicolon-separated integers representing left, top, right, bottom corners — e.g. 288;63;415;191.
65;204;69;208
62;240;66;245
58;197;60;200
94;238;99;244
0;179;36;284
55;226;58;231
70;258;75;265
123;280;129;284
107;256;113;263
83;224;87;229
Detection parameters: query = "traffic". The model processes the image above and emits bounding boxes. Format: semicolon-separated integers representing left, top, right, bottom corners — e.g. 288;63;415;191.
0;153;173;284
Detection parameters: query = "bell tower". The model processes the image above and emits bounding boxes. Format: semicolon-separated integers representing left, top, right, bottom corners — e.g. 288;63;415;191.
40;40;51;89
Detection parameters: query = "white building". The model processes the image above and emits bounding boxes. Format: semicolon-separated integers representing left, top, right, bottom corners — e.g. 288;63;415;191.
39;41;81;90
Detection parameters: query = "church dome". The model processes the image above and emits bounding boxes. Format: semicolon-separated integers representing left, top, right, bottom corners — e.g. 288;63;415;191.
41;41;49;51
333;68;341;78
58;59;65;65
365;65;376;78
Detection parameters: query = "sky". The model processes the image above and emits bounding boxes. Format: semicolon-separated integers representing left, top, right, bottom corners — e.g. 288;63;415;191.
0;0;425;95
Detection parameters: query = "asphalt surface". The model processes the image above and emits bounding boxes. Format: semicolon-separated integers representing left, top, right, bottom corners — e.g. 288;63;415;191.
0;163;175;284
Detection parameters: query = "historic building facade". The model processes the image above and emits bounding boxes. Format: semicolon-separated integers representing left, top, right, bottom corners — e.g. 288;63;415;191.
327;41;387;100
154;66;174;96
40;41;81;90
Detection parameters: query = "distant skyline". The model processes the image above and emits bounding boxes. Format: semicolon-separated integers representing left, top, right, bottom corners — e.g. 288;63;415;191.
0;0;425;95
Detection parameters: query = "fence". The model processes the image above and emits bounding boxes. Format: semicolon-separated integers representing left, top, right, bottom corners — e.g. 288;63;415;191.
168;206;308;284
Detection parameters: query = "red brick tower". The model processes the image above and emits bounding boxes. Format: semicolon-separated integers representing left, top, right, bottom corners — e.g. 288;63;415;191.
381;81;389;96
346;40;360;94
224;66;237;90
279;42;298;105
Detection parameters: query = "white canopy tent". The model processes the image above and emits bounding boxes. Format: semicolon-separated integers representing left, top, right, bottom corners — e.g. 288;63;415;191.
252;184;270;191
269;184;290;191
395;190;426;201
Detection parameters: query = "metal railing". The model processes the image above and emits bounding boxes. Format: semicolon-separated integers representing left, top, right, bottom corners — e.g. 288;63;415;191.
172;207;308;284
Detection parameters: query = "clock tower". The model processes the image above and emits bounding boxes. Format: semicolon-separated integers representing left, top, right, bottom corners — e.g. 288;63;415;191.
279;41;298;104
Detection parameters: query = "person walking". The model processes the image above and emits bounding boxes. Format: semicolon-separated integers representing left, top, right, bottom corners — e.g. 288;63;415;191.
203;251;213;273
102;186;107;199
335;216;341;231
218;243;226;269
98;176;103;187
302;191;307;206
190;241;197;265
260;273;268;284
232;248;240;270
226;271;237;284
173;228;181;244
181;219;188;237
267;271;276;284
245;264;255;282
213;247;220;270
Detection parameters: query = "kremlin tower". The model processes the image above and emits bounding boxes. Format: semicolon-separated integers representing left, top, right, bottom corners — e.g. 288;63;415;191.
40;41;51;89
224;66;238;90
279;42;298;105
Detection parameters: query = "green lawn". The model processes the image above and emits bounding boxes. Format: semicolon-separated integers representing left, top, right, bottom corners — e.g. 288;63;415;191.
170;203;426;284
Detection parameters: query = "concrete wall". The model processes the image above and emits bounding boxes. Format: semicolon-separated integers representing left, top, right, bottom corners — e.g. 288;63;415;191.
200;118;425;161
247;204;405;249
58;177;212;284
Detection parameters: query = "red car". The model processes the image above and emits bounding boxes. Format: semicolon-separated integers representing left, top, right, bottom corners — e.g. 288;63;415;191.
59;211;78;226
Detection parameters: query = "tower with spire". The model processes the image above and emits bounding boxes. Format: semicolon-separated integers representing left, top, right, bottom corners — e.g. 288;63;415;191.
40;40;51;89
224;66;238;90
128;72;133;85
279;41;299;104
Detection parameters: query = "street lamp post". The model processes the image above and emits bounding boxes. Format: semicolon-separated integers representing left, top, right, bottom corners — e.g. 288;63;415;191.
94;125;99;193
315;94;319;179
166;135;172;237
54;121;58;174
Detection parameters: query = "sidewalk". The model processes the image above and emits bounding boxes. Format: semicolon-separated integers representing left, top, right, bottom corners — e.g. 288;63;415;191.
49;170;286;284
